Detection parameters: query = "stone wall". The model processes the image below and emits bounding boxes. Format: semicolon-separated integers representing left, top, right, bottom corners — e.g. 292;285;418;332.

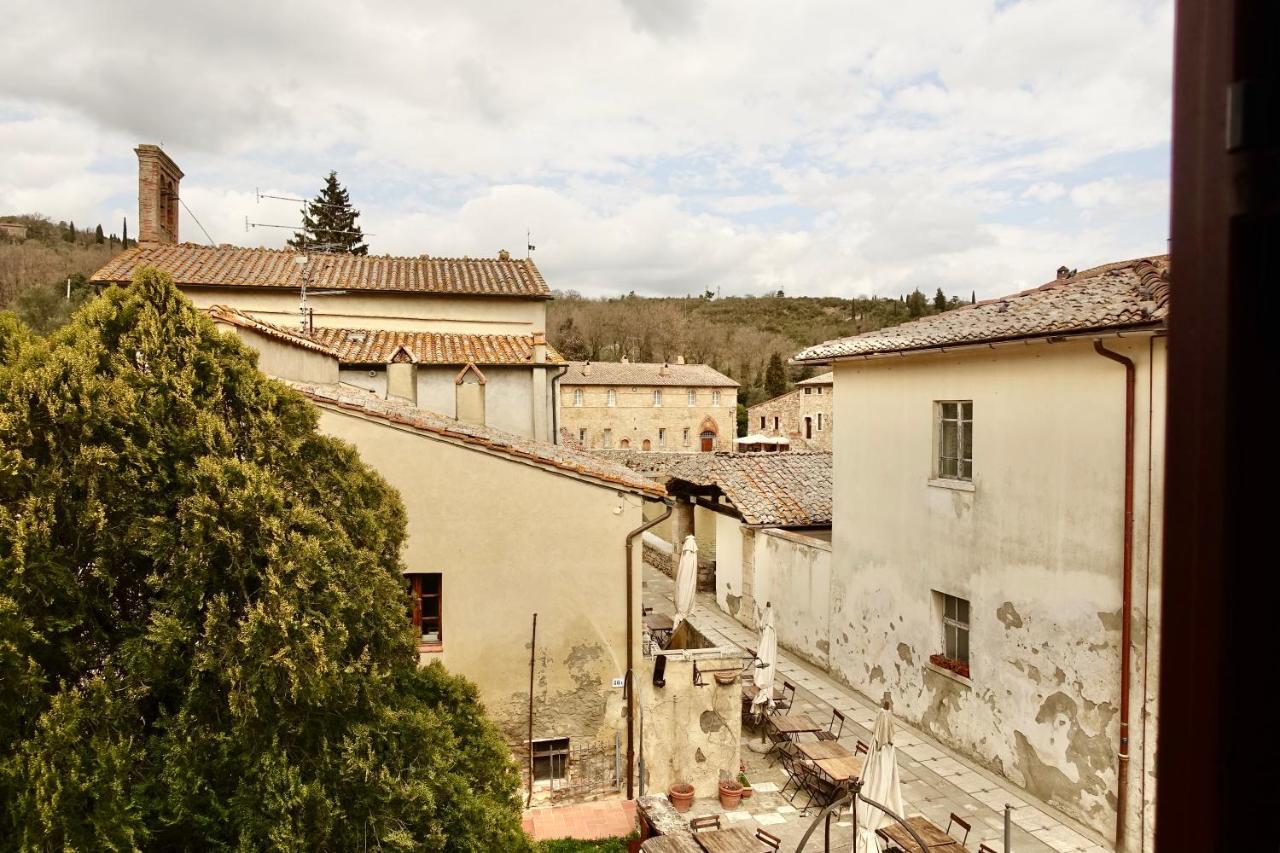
561;385;737;453
643;541;714;593
747;383;833;450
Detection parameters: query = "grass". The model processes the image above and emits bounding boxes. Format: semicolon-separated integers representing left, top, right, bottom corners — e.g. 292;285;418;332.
534;833;637;852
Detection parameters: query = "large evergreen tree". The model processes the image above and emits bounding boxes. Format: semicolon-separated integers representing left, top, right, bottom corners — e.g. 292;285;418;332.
0;270;528;850
764;352;788;398
288;171;368;255
94;224;105;244
122;217;129;249
933;288;947;312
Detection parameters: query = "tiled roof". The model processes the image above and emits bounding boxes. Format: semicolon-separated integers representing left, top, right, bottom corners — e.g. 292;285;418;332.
308;328;565;365
288;381;666;498
204;304;339;357
627;451;832;527
91;244;551;298
795;256;1170;362
796;372;834;386
559;361;739;388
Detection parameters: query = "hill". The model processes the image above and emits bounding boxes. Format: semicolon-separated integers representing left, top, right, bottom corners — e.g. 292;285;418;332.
547;287;968;409
0;214;124;332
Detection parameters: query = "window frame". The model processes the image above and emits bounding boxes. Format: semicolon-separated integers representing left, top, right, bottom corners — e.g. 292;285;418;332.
658;427;666;448
653;389;662;407
682;427;690;447
408;572;443;649
687;389;697;406
573;388;583;407
712;390;721;406
531;737;571;786
935;400;973;482
607;388;617;407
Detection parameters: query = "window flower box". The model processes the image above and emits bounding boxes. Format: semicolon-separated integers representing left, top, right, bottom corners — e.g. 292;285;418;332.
929;653;970;680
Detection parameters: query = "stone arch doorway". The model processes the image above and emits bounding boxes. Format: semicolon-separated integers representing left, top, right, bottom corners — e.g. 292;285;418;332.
697;416;719;452
642;439;652;451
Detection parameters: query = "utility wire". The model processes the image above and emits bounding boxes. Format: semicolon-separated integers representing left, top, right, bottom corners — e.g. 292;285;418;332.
178;197;218;247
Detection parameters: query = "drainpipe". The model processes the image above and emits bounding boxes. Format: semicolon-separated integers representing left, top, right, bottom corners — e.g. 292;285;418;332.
625;498;673;800
1093;340;1135;852
550;364;569;444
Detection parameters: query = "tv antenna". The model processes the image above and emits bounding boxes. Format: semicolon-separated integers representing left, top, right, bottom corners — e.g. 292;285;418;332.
292;250;348;334
526;228;536;259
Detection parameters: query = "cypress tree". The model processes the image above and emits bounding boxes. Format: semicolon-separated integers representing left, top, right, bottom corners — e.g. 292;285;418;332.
64;221;76;243
122;217;129;249
94;224;105;244
934;288;947;312
0;271;529;850
288;171;368;255
971;290;977;304
764;352;788;398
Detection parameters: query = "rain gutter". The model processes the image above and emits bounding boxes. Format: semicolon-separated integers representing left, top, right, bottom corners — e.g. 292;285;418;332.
624;498;673;800
796;325;1163;366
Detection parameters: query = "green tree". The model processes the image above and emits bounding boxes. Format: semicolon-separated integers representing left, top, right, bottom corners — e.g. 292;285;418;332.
64;221;75;243
906;289;927;318
933;288;947;312
122;217;129;249
736;403;748;437
0;269;529;851
12;273;94;335
288;171;368;255
764;352;787;398
94;224;105;244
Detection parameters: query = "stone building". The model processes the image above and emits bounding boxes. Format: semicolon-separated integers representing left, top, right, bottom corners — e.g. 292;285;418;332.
747;372;834;450
558;359;738;452
92;144;563;442
794;256;1168;850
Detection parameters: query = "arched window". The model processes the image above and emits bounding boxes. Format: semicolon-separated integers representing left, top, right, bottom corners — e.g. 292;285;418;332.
642;439;651;451
619;438;630;449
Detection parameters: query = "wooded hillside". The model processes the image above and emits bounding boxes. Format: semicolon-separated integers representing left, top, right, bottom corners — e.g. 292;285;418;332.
548;287;968;408
0;214;123;332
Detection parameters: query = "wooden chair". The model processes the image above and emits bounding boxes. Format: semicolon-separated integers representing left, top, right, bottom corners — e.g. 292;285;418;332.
946;813;972;845
777;743;805;801
816;708;846;742
689;815;721;833
977;845;1001;853
755;827;782;850
776;681;796;712
855;739;870;756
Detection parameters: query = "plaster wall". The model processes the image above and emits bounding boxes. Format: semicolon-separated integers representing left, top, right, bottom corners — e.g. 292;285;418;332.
218;323;339;385
826;336;1164;845
714;513;744;620
752;529;833;670
312;406;648;748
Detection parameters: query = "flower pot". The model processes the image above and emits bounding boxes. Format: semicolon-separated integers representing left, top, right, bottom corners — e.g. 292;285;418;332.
718;781;743;810
669;782;695;812
713;670;738;686
741;786;753;799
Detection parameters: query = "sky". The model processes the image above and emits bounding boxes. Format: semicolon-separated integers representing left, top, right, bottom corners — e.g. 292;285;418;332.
0;0;1173;300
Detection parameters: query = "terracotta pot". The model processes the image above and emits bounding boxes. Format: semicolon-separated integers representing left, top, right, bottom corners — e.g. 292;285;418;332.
669;782;695;812
718;781;743;810
713;670;738;686
741;786;753;799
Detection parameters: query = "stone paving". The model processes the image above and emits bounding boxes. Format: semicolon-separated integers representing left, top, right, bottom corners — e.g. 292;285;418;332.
643;565;1113;853
522;798;637;841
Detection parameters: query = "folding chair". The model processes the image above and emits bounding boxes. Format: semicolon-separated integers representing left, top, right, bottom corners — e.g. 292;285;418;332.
946;813;972;846
854;739;870;756
776;681;796;712
816;708;846;742
977;845;1001;853
778;743;806;801
689;815;721;833
755;828;782;850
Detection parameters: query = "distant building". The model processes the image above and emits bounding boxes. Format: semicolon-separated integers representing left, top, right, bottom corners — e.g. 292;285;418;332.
559;358;738;452
0;222;28;241
91;144;562;442
747;372;833;450
794;256;1168;848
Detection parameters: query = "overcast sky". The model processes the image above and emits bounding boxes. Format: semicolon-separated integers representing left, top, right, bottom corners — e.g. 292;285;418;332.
0;0;1172;299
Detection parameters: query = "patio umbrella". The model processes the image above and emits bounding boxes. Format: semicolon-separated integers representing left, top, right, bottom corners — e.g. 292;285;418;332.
672;534;698;630
751;603;778;713
855;703;906;853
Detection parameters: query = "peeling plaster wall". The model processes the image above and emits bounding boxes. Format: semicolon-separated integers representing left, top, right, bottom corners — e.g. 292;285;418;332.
715;512;744;619
639;650;743;797
752;529;832;670
827;337;1163;847
312;406;646;750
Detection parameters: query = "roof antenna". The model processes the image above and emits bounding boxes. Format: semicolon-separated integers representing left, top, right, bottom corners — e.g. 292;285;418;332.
526;228;536;259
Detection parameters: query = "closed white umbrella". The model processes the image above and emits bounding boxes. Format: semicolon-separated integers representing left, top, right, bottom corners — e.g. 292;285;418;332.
672;534;698;630
855;703;906;853
751;603;778;712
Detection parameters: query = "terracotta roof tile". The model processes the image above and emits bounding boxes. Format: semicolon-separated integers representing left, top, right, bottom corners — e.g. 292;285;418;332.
796;372;834;386
308;327;565;365
559;361;738;388
92;244;551;298
795;256;1170;362
288;381;665;498
204;304;339;357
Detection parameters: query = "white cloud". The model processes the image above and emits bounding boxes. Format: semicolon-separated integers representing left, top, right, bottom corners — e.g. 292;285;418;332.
0;0;1173;300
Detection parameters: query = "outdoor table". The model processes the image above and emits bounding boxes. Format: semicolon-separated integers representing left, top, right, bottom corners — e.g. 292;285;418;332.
641;835;703;853
769;713;822;737
877;814;967;852
644;613;675;632
740;684;783;703
692;826;759;853
813;754;863;783
795;740;852;760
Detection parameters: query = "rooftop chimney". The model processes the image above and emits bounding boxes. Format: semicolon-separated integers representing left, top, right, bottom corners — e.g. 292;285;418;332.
621;356;630;364
135;144;183;246
676;355;685;365
498;249;511;261
582;360;592;376
531;330;547;364
659;362;670;377
1056;265;1071;280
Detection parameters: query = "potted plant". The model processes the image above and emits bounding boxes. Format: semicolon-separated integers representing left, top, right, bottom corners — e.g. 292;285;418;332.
668;782;694;812
738;771;753;799
718;776;744;809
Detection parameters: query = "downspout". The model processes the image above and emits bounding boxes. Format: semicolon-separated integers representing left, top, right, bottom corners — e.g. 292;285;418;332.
624;498;673;800
1094;340;1135;852
550;364;569;444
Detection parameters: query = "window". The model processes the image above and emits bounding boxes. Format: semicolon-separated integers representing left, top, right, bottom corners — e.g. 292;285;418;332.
607;389;617;406
817;387;823;395
578;428;587;444
653;390;662;407
817;413;823;431
573;388;583;407
712;390;721;406
760;416;766;429
682;427;690;446
942;589;967;666
773;416;780;431
805;417;813;439
937;401;973;480
805;387;812;395
532;737;570;784
603;428;613;448
658;428;666;448
641;439;651;451
619;437;629;449
688;389;697;406
408;573;443;647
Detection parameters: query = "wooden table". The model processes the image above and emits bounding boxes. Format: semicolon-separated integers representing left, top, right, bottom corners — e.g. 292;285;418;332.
769;713;821;736
644;612;675;632
692;826;759;852
814;754;863;783
877;815;967;852
641;835;702;853
741;684;783;704
795;740;852;760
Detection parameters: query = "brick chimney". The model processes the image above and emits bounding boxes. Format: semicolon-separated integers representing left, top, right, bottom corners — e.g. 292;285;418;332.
531;330;547;364
676;355;685;365
659;362;671;377
136;145;183;245
581;360;592;376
